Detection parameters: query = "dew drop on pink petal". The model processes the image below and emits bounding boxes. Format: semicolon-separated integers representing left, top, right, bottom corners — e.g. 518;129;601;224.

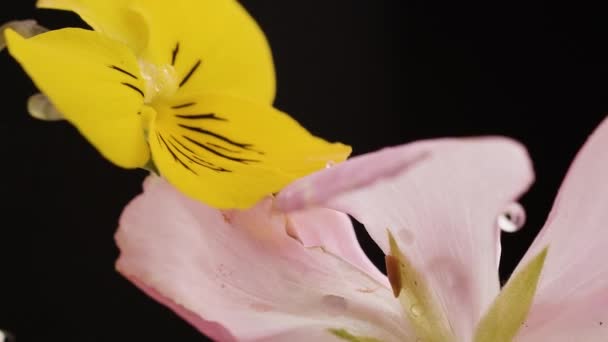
496;202;526;233
322;294;348;315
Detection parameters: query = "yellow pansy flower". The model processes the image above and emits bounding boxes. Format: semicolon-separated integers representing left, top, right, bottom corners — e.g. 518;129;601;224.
3;0;351;208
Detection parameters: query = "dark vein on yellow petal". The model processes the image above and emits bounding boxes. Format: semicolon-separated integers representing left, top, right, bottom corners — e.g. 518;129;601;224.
169;140;228;172
179;59;202;88
181;148;227;169
171;102;196;109
158;133;197;174
207;142;242;154
171;42;180;66
172;136;220;167
175;113;227;121
169;134;196;154
169;136;232;172
170;135;231;171
121;82;144;97
178;124;251;149
183;135;260;164
190;153;229;170
109;65;138;80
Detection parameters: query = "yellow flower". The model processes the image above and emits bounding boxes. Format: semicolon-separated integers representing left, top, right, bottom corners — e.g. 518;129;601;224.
4;0;351;208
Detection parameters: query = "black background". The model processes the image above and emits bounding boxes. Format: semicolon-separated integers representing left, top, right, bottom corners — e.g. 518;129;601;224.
1;1;606;341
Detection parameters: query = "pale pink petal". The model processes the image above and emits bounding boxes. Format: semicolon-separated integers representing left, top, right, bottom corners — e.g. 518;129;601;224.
517;290;608;341
129;276;237;341
286;208;388;286
115;177;412;341
280;138;534;341
277;145;429;211
516;117;608;341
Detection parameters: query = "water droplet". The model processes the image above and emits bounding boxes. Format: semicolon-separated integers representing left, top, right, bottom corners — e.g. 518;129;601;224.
398;229;415;244
1;20;48;50
322;294;348;314
497;202;526;233
27;93;63;121
325;161;335;168
410;304;422;317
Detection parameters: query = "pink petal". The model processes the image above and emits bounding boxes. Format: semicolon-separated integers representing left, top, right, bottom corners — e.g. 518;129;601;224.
115;177;412;341
516;117;608;340
280;138;534;340
286;208;388;286
277;144;429;212
517;290;608;341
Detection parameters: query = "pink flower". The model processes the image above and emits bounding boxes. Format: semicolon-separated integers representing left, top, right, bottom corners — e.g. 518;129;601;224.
115;117;608;341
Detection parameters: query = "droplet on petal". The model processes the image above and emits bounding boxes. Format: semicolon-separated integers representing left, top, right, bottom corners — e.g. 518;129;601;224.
27;93;63;121
325;160;335;168
0;19;48;50
322;294;348;314
410;304;423;317
496;202;526;233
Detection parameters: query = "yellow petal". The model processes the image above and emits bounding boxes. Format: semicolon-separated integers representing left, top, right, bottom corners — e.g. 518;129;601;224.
130;0;275;103
5;28;149;168
36;0;148;53
474;247;548;342
149;93;351;208
37;0;276;104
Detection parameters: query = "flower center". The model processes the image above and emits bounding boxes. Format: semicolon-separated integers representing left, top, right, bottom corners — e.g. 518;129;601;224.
137;60;179;104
